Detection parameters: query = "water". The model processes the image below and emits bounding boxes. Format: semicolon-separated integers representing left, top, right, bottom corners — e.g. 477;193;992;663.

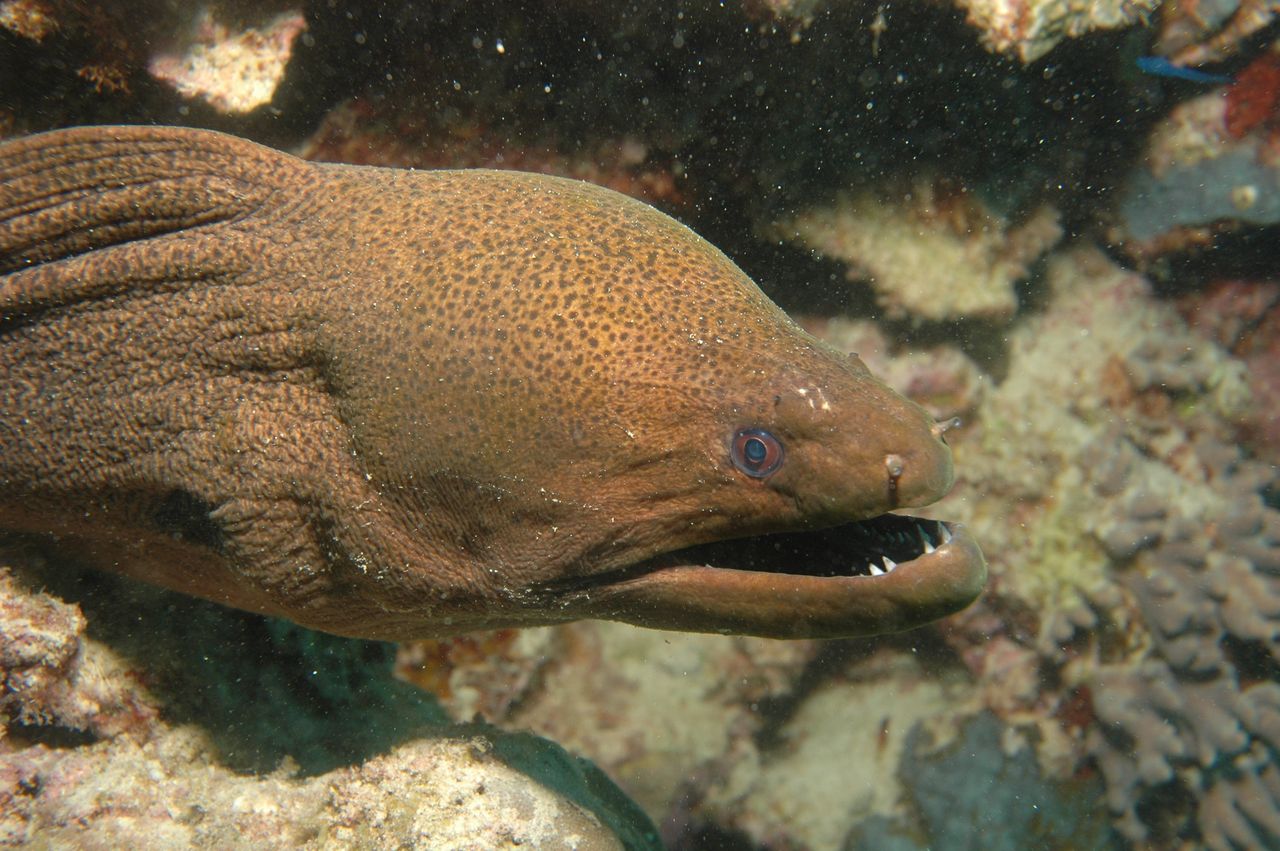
1;2;1277;849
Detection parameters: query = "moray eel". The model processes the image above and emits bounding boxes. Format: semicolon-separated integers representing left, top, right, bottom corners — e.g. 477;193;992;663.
0;125;985;641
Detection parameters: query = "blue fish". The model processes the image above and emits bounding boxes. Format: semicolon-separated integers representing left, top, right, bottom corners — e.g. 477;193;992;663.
1137;56;1233;85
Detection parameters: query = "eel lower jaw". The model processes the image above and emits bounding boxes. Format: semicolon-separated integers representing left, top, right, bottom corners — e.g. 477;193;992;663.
565;515;987;639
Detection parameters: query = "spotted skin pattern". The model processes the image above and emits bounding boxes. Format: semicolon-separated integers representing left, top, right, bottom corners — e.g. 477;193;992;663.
0;126;984;640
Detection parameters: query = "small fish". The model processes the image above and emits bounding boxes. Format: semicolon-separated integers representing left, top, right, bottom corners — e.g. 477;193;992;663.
1137;56;1233;85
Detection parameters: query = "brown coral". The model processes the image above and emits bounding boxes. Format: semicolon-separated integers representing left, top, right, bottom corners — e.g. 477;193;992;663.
1082;451;1280;848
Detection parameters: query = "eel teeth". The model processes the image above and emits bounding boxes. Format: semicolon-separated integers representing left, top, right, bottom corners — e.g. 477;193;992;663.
919;524;935;554
940;524;953;545
866;556;899;578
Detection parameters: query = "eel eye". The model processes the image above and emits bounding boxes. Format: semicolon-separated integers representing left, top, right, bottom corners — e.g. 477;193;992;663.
731;428;784;478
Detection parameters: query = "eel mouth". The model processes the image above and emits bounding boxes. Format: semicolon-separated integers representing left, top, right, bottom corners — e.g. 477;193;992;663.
564;513;987;639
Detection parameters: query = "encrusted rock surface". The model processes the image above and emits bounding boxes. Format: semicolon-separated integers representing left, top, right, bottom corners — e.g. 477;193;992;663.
0;567;156;742
0;565;658;850
695;653;976;850
402;622;822;821
148;7;306;113
934;245;1279;848
955;0;1160;62
774;179;1062;322
3;724;634;849
1114;88;1280;260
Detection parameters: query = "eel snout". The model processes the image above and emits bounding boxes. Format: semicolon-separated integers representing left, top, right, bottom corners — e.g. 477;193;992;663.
544;411;984;640
543;355;986;639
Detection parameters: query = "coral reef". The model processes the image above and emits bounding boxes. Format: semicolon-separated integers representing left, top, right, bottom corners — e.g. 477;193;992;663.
666;245;1274;849
945;246;1251;639
774;178;1062;322
1179;279;1280;460
1158;0;1280;66
1114;85;1280;258
1081;447;1280;848
148;7;306;114
932;245;1280;847
846;712;1114;851
0;563;659;849
5;2;1280;848
955;0;1160;62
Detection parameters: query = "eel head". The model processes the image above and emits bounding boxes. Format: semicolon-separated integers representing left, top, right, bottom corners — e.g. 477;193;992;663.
326;169;987;640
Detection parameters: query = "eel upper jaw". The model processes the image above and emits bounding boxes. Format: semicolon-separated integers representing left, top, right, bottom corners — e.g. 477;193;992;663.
554;514;987;639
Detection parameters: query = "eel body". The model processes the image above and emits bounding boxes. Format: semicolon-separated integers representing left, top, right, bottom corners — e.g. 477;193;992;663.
0;126;985;640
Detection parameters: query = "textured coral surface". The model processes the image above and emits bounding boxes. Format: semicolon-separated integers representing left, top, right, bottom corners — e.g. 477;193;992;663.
775;181;1061;322
957;0;1161;61
1116;84;1280;255
0;565;658;849
147;8;306;113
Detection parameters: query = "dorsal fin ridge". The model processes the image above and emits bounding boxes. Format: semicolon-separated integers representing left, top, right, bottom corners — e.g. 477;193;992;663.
0;125;307;317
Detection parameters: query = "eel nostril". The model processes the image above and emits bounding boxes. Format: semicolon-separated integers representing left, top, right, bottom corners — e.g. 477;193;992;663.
885;454;905;479
885;453;905;506
931;416;962;445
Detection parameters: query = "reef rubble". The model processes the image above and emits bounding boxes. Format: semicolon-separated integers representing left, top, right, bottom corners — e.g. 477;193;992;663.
0;566;659;850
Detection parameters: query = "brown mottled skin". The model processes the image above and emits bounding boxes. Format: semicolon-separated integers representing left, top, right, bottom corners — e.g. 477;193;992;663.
0;126;985;641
